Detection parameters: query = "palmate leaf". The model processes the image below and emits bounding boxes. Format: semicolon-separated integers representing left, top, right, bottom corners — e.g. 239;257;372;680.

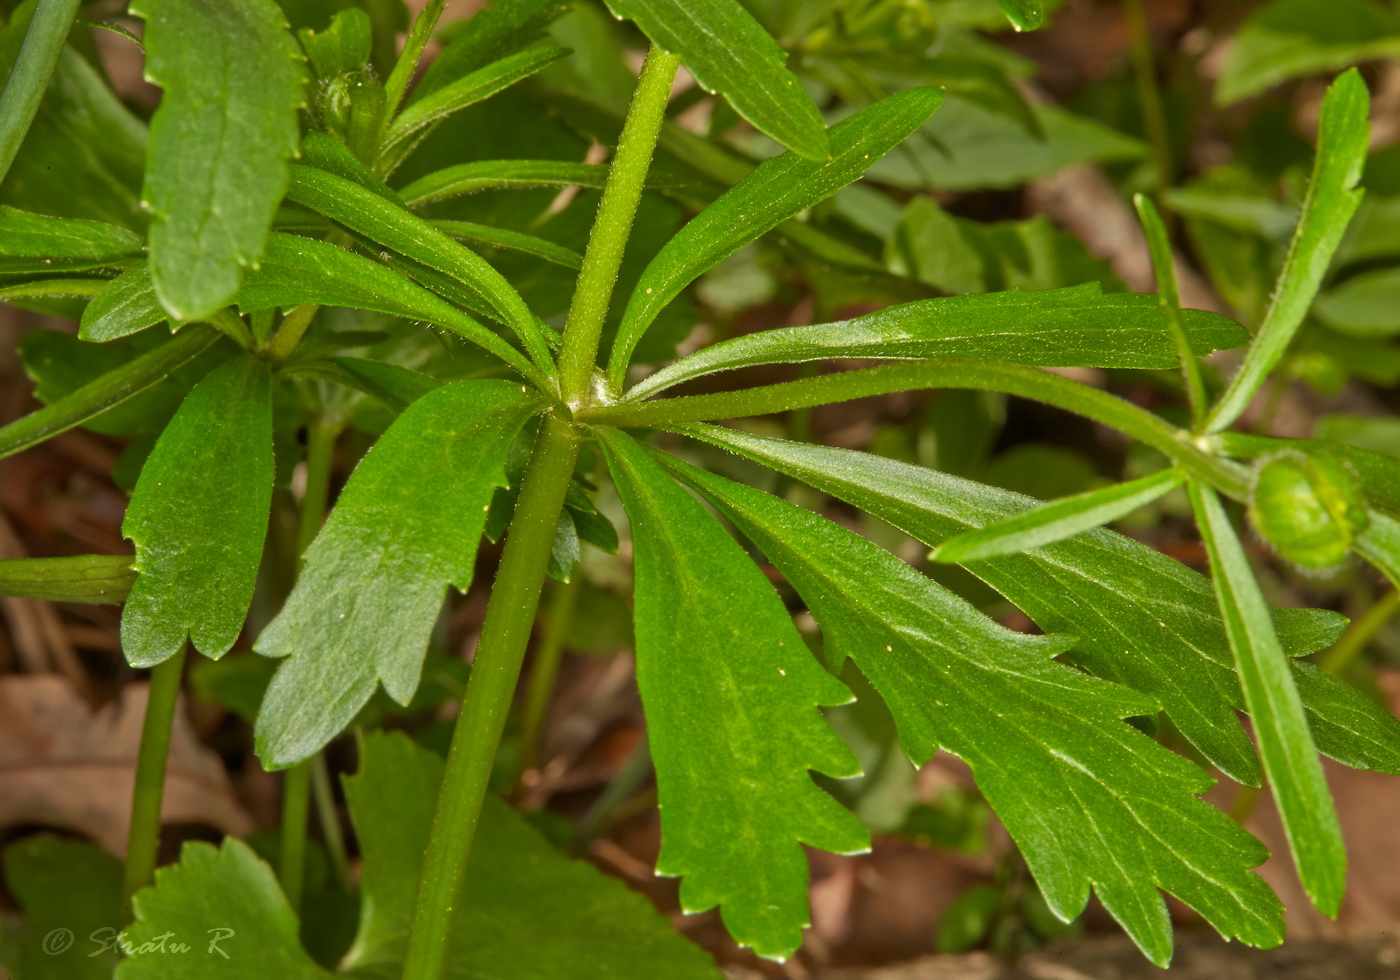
1190;482;1345;915
607;87;944;388
122;355;275;667
626;284;1248;400
0;206;143;273
660;452;1282;966
600;0;829;162
131;0;305;321
254;381;544;768
340;732;720;979
596;429;869;961
682;426;1359;788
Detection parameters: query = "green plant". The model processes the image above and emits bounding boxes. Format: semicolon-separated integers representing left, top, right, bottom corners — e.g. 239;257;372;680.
1;0;1399;977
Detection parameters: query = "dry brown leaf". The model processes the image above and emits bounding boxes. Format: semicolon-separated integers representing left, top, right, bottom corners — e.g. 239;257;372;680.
0;675;252;854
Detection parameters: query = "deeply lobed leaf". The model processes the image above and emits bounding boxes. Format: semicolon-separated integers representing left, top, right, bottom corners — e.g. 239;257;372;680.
254;381;544;768
597;429;869;961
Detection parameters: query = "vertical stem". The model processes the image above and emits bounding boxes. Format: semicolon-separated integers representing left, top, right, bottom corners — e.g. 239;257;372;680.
266;304;321;361
402;416;581;980
310;754;351;891
1134;194;1207;427
296;420;340;560
1123;0;1173;196
0;0;82;184
516;575;582;787
279;764;312;913
121;645;188;916
559;46;681;405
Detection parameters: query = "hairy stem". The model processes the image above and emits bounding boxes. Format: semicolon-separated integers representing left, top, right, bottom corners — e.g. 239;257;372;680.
558;45;680;406
402;415;581;980
121;645;188;916
589;359;1249;499
0;0;82;184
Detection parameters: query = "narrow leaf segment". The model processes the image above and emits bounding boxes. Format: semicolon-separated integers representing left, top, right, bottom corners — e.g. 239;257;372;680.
1189;481;1346;915
601;0;829;161
121;355;274;667
131;0;304;320
607;87;944;388
597;429;869;961
933;468;1187;563
254;381;543;768
0;206;143;273
663;453;1283;966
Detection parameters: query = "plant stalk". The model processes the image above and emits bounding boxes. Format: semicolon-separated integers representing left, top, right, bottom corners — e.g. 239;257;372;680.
1320;589;1400;676
0;0;82;184
1122;0;1173;196
558;45;680;406
401;415;581;980
121;645;188;916
310;753;350;891
278;763;312;913
516;575;581;787
266;304;321;361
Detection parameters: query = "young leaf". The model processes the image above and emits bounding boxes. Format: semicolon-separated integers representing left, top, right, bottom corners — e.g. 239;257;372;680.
116;839;329;980
608;87;944;387
80;263;167;342
680;426;1354;788
236;232;542;383
627;284;1247;400
0;325;224;462
414;0;571;100
398;160;619;207
121;355;275;667
932;468;1187;563
340;731;722;978
0;554;135;604
600;0;829;162
662;453;1283;965
1206;69;1370;432
131;0;305;320
0;206;143;273
1189;481;1346;915
382;46;570;154
285;164;555;375
596;429;868;961
254;381;544;768
297;6;372;78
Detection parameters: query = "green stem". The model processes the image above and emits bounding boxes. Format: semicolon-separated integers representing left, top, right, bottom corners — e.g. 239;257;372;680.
266;304;321;361
296;420;340;560
1134;194;1207;427
1122;0;1173;195
516;575;582;787
121;646;188;916
558;45;680;406
381;0;445;125
574;734;652;852
1319;589;1400;675
310;754;350;891
0;0;82;184
589;359;1250;499
278;763;311;913
401;415;581;980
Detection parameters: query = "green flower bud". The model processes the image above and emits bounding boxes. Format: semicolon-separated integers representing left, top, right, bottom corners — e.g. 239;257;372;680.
1248;452;1369;569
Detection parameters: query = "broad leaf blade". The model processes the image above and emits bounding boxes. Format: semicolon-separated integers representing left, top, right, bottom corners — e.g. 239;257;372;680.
596;429;868;960
80;263;167;342
608;87;943;387
680;426;1352;788
629;284;1247;400
384;46;570;150
932;468;1186;563
662;453;1282;965
0;206;143;273
254;381;543;768
600;0;829;161
0;325;225;462
341;732;722;978
132;0;304;320
285;164;554;374
116;839;329;980
1207;69;1370;432
122;355;274;667
237;232;540;381
0;554;135;604
1188;482;1345;915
